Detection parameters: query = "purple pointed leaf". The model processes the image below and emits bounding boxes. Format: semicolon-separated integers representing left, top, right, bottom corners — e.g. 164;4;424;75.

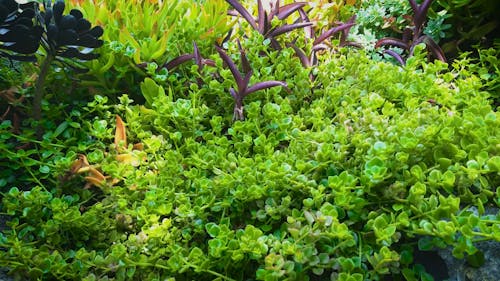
201;58;216;67
346;15;357;25
240;70;253;94
340;15;356;44
340;41;363;48
164;54;195;70
225;0;258;31
221;28;233;45
245;81;287;96
287;42;311;67
313;23;355;45
311;52;318;67
402;28;412;43
418;0;433;19
237;39;252;74
227;10;239;17
267;22;313;38
422;35;446;62
215;45;244;86
408;0;418;15
229;87;238;99
270;0;280;19
270;38;282;50
298;8;314;39
414;0;433;30
375;38;410;50
193;41;202;69
274;2;307;20
263;10;271;34
383;49;406;65
257;0;265;34
411;35;426;48
312;43;328;52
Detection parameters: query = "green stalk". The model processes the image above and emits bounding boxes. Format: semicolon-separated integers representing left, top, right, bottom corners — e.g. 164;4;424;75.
33;53;54;139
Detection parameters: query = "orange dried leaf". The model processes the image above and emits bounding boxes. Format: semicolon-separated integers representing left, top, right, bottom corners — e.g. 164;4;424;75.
70;154;89;174
132;143;144;151
88;166;106;182
110;178;121;186
115;115;127;150
85;176;107;188
116;153;143;167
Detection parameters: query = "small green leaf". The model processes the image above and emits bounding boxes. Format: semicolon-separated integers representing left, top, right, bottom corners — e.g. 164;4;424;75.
39;166;50;174
486;156;500;171
205;223;220;238
466;250;485;268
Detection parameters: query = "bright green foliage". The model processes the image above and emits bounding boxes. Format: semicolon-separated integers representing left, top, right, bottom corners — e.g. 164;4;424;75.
452;47;500;102
68;0;231;97
2;46;499;280
1;0;500;280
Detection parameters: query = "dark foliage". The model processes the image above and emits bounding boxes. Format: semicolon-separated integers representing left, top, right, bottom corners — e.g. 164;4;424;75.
437;0;500;58
1;0;103;64
0;0;42;61
39;0;103;62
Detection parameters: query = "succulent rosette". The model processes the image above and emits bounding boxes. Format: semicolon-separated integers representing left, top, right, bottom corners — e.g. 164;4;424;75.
39;0;103;60
0;0;42;60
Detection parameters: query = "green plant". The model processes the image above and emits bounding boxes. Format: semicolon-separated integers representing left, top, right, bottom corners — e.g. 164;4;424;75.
70;0;231;99
2;48;499;280
1;1;500;280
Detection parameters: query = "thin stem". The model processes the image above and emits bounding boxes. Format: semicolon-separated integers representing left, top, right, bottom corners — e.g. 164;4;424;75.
33;54;54;139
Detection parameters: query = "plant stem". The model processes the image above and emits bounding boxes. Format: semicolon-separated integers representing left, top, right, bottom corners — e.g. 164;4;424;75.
33;54;54;139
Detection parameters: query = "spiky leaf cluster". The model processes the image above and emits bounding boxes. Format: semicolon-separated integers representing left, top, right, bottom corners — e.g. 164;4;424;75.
0;0;42;61
0;0;103;63
40;0;103;60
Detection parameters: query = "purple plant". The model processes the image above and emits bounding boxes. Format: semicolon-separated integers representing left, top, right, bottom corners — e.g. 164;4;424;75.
226;0;312;49
375;0;446;65
215;42;288;121
288;14;357;69
161;42;215;71
285;12;358;83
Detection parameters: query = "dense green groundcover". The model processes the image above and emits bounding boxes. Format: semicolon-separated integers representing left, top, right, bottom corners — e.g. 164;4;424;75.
1;0;499;280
